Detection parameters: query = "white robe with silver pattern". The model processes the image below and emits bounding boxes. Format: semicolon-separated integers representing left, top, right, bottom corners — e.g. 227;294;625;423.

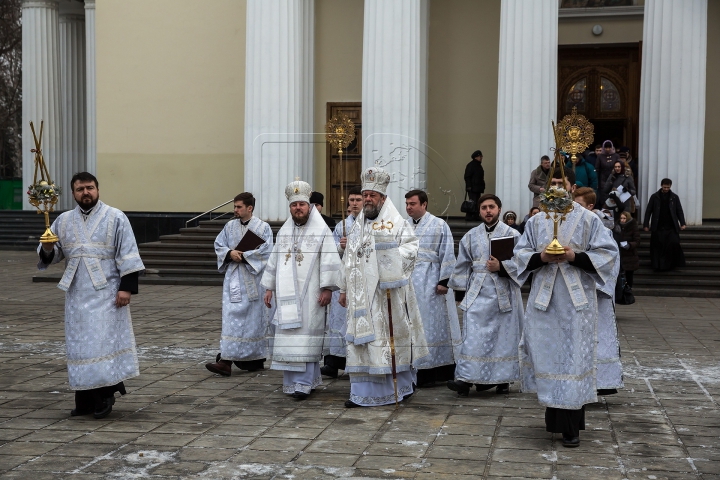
410;212;460;371
260;207;341;393
508;203;619;410
37;201;144;390
324;214;356;358
448;222;523;384
214;216;275;361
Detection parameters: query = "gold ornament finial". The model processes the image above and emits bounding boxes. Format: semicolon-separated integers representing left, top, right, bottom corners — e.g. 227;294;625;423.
537;108;593;255
325;114;357;236
27;121;60;244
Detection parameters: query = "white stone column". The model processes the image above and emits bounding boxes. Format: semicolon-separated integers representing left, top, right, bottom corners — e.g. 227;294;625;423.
21;0;62;210
244;0;314;221
84;0;96;175
59;11;86;211
361;0;429;208
639;0;707;225
495;0;558;215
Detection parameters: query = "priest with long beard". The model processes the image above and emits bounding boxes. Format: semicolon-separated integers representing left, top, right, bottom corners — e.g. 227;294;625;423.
338;166;429;407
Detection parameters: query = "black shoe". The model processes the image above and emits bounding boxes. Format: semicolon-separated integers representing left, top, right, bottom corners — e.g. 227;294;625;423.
475;383;498;392
93;395;116;419
70;408;93;417
292;392;309;400
447;380;471;397
320;365;339;379
597;388;618;396
496;383;510;394
561;434;580;448
344;399;361;408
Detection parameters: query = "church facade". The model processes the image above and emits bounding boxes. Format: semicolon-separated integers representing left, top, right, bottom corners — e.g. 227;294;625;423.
21;0;720;223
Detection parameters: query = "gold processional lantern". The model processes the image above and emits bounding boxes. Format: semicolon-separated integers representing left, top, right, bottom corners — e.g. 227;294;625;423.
539;106;594;255
325;114;356;236
26;121;60;244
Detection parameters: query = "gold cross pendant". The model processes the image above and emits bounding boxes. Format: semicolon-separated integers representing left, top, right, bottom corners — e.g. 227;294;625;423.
284;250;292;265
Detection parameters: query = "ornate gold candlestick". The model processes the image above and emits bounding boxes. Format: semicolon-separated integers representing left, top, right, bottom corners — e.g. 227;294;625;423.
26;121;60;243
325;114;356;236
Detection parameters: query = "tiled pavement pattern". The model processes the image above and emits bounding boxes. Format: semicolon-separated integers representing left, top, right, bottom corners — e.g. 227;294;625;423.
0;251;719;480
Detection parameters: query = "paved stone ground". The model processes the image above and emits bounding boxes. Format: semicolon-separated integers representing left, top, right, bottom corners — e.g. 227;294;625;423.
0;251;719;479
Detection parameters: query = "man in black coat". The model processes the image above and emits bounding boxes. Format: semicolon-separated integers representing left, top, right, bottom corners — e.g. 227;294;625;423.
643;178;686;271
309;192;336;229
464;150;485;221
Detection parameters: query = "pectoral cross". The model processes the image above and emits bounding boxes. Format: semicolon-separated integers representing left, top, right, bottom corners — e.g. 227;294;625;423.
285;249;292;265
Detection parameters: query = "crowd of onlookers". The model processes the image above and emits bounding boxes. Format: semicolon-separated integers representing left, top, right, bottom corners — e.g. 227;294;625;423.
464;143;687;296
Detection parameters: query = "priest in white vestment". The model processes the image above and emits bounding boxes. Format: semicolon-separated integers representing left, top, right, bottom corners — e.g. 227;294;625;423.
38;172;144;419
447;194;523;396
322;186;363;378
507;169;619;448
404;189;460;387
206;192;275;377
573;187;624;395
339;167;429;407
261;180;341;400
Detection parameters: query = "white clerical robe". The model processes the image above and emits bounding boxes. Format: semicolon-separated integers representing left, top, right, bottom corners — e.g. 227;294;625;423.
339;197;429;406
260;206;341;394
324;214;356;359
37;201;144;390
214;216;275;362
508;202;619;410
410;212;460;371
448;221;523;385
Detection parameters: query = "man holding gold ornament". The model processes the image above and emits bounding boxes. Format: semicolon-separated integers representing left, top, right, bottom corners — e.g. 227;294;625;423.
507;168;619;448
37;172;145;419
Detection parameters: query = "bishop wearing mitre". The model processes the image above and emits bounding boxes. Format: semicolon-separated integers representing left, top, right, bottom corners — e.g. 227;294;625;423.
261;179;341;400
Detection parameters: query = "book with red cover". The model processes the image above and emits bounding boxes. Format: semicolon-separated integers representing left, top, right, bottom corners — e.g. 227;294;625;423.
490;235;515;262
235;229;265;252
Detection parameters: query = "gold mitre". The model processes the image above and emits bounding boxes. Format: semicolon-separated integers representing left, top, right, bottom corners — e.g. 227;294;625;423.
285;179;312;204
361;166;391;195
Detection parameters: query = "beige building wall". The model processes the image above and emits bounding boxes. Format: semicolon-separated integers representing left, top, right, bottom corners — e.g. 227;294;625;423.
313;0;364;195
559;16;644;45
703;2;720;219
427;0;501;216
96;0;247;212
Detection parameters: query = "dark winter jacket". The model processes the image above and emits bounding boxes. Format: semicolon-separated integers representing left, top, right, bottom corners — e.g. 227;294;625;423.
565;158;598;191
595;153;620;188
643;189;686;233
464;160;485;194
619;218;640;271
603;173;636;197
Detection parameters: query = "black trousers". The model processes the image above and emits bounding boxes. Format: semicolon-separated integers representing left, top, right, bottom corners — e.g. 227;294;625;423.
323;355;346;371
624;270;635;288
75;382;126;413
545;406;585;437
466;192;481;219
416;364;456;386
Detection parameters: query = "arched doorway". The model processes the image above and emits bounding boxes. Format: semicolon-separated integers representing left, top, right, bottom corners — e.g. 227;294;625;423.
558;45;641;155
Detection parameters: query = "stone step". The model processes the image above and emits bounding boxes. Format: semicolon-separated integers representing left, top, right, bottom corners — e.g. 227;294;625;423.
141;259;217;269
630;287;720;298
632;276;720;287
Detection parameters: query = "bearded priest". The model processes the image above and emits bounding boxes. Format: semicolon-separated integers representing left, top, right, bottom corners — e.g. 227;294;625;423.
338;166;429;407
37;172;144;419
447;194;523;397
261;180;341;400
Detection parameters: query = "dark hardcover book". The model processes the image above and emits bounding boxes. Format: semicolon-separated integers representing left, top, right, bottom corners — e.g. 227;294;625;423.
490;236;515;262
235;229;265;252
